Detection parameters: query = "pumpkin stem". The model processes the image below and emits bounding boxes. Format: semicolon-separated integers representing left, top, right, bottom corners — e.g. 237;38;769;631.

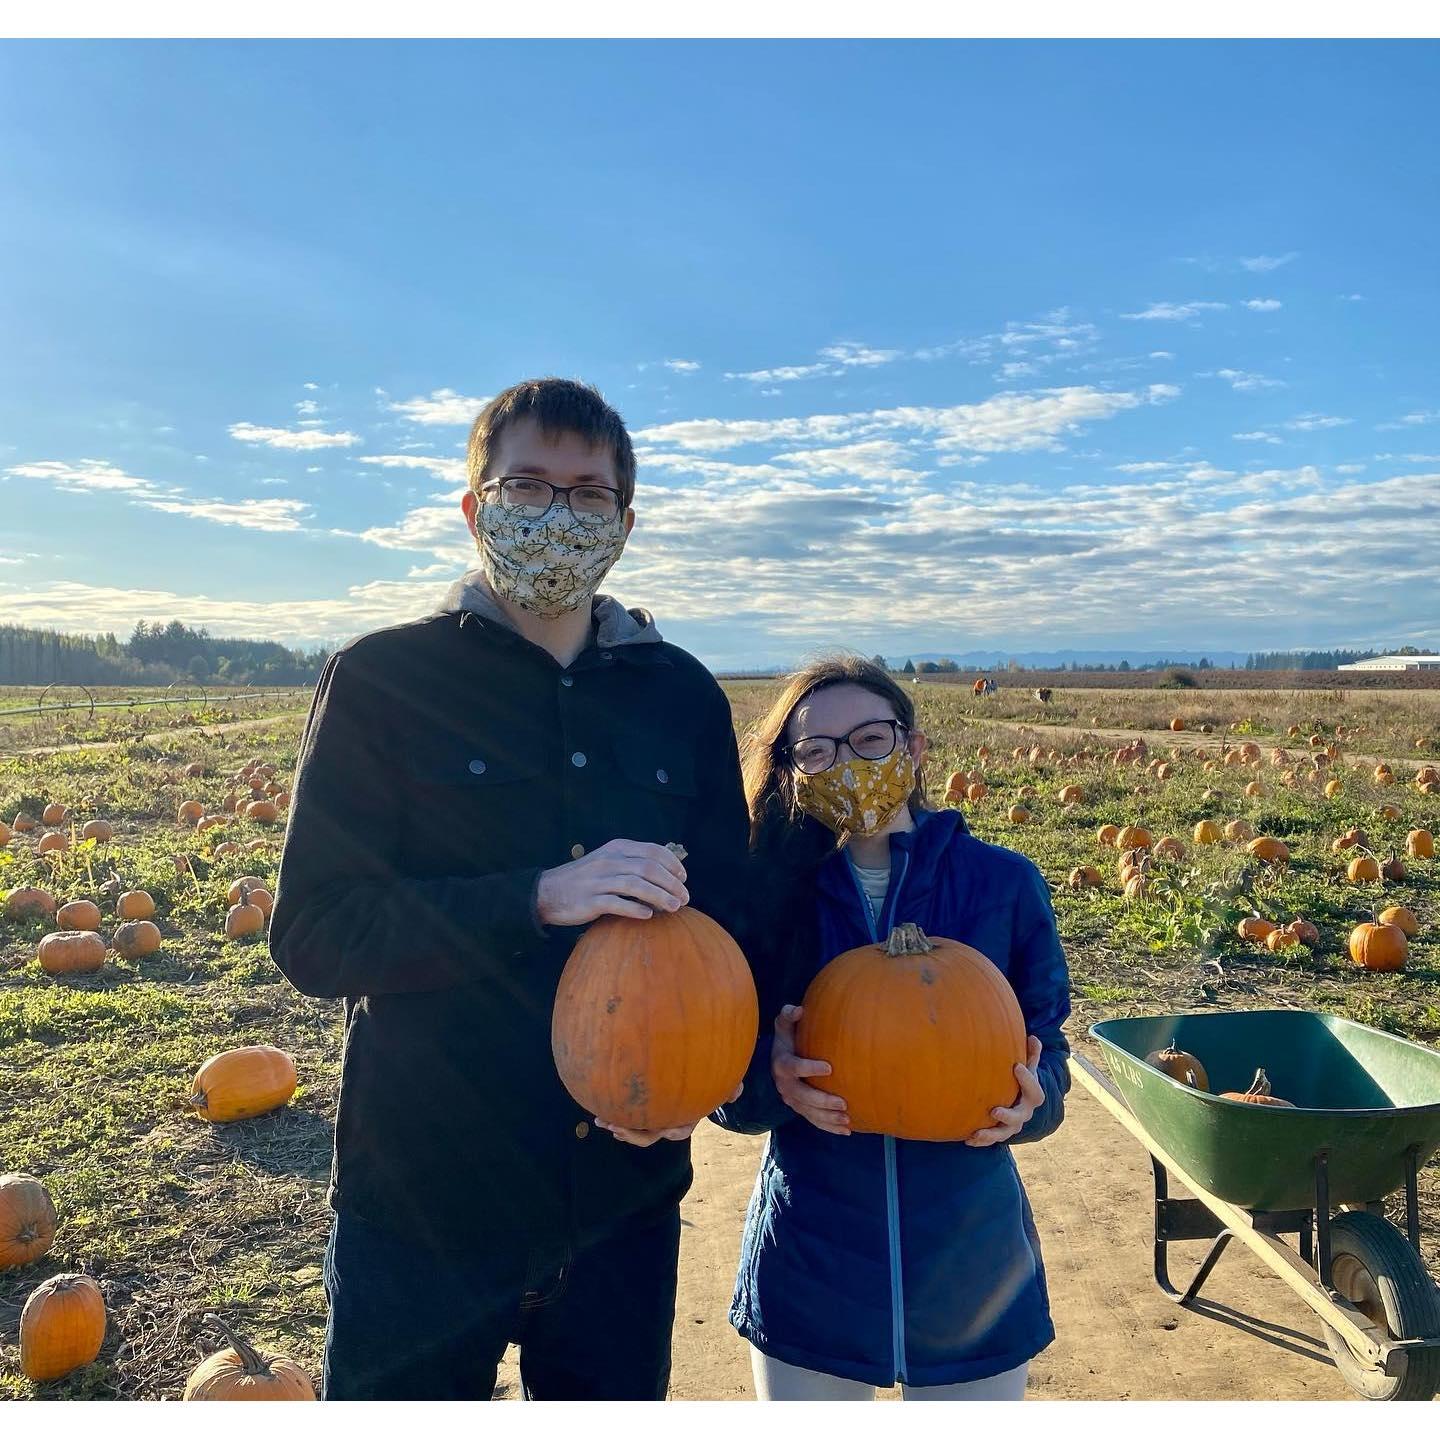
885;923;936;957
1245;1067;1272;1098
202;1313;271;1377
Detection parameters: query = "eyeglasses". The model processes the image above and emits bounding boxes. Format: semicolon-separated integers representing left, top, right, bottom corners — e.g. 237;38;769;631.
479;475;624;525
784;719;908;775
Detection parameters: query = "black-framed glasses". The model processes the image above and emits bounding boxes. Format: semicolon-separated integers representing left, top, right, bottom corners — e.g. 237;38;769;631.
784;719;908;776
479;475;624;525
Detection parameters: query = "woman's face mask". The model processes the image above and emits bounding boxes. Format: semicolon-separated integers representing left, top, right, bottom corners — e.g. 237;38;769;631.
477;494;628;618
794;746;917;839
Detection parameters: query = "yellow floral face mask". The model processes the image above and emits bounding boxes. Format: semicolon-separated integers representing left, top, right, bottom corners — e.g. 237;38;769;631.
794;748;917;839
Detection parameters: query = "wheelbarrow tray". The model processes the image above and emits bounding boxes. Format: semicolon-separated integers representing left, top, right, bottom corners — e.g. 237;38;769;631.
1090;1009;1440;1211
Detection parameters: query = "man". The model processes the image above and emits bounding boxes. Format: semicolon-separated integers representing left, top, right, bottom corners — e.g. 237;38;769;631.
269;378;750;1400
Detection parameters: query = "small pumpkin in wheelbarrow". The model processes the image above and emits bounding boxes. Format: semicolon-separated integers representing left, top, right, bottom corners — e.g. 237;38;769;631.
1220;1067;1295;1107
1144;1039;1209;1091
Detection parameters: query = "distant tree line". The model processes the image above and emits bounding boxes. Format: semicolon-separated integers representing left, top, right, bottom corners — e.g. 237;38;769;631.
1242;648;1437;670
0;621;330;687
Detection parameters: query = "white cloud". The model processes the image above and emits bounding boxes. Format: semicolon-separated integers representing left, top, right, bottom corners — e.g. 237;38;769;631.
258;477;290;486
1244;299;1283;312
1233;431;1282;444
295;399;320;416
136;496;311;532
303;381;320;390
637;384;1173;457
358;452;469;487
1214;369;1286;392
769;441;931;483
724;363;834;384
387;388;491;425
1121;301;1228;321
4;459;172;496
1149;351;1174;360
1112;462;1173;474
820;342;903;368
1285;414;1353;431
1240;252;1299;272
663;359;701;373
230;422;360;450
1376;409;1440;430
1335;464;1367;474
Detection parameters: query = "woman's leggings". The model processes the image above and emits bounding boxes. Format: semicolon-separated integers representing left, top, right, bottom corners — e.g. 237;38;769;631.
750;1347;1029;1401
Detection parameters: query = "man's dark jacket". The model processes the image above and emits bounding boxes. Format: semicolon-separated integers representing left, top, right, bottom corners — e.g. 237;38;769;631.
268;588;750;1261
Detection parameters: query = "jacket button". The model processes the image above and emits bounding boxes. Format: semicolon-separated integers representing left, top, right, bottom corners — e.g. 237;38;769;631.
570;843;585;860
468;759;487;775
574;1121;590;1139
656;768;669;784
571;751;587;768
561;675;574;688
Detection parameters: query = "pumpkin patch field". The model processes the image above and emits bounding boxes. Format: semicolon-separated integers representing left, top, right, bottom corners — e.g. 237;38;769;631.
2;682;1438;1399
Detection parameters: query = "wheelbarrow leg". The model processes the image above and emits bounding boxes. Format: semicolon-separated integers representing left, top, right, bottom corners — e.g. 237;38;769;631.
1151;1156;1232;1304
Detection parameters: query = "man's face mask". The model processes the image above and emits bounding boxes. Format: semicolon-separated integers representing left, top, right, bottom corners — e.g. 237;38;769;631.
476;479;628;618
794;746;917;839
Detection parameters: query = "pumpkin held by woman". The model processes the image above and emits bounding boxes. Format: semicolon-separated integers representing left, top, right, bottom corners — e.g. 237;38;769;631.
551;905;758;1131
796;923;1026;1141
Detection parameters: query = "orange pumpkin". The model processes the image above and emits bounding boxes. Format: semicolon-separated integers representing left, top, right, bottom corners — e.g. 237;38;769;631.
1169;717;1185;732
1247;836;1290;866
1144;1040;1208;1090
20;1273;106;1382
1378;906;1419;938
1349;922;1408;972
795;924;1024;1141
966;781;988;803
184;762;206;779
38;931;106;975
1153;835;1186;862
245;801;280;824
41;803;69;827
190;1046;299;1124
1096;824;1120;847
1324;779;1343;798
1406;829;1434;859
36;831;69;855
56;900;101;932
0;1174;57;1270
227;878;274;916
1244;781;1264;799
116;890;156;921
1193;820;1222;845
13;811;37;832
224;902;266;940
1066;865;1103;890
183;1315;316;1401
1266;928;1299;952
1220;1068;1295;1107
113;920;162;961
1123;874;1150;903
5;886;58;921
1284;918;1321;947
178;801;205;825
1347;855;1381;884
1057;784;1085;806
1115;825;1153;851
1008;804;1032;824
1237;917;1277;944
80;819;113;843
552;906;757;1131
1224;819;1255;842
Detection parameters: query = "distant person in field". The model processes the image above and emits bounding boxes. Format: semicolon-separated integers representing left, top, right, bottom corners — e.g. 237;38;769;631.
269;378;750;1400
712;655;1070;1401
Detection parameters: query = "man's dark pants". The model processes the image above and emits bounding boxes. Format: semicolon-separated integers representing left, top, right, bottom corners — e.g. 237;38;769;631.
321;1205;682;1400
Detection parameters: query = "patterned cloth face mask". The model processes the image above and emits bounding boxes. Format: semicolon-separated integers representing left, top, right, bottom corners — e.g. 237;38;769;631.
794;747;917;839
477;495;628;618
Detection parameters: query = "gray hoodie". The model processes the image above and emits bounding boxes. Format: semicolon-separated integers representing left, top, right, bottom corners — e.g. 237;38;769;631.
437;566;663;649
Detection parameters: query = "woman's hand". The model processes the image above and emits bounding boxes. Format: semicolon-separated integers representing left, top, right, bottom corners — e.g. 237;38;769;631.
965;1035;1045;1146
536;839;689;926
772;1005;851;1136
597;1083;743;1147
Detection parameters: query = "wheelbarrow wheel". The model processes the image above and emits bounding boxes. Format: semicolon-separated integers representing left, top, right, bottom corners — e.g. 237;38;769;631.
1319;1211;1440;1401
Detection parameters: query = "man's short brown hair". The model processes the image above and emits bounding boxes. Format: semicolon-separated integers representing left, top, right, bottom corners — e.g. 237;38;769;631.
466;378;636;507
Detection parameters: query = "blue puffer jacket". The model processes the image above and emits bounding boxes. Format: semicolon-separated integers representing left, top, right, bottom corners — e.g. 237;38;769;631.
713;807;1071;1387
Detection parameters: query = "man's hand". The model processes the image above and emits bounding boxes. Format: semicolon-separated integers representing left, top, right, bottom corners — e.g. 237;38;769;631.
597;1083;743;1147
772;1005;851;1136
536;839;689;927
965;1035;1046;1146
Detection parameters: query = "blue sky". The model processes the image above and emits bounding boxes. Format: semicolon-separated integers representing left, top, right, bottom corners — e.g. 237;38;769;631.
3;39;1438;670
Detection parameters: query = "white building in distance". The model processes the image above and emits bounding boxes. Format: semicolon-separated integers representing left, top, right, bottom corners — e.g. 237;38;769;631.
1338;654;1440;672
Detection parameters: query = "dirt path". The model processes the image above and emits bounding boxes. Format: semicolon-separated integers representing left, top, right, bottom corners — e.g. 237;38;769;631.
494;1046;1379;1400
10;710;310;760
973;715;1423;777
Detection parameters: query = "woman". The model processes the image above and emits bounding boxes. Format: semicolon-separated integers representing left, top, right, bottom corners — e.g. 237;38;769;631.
712;655;1071;1400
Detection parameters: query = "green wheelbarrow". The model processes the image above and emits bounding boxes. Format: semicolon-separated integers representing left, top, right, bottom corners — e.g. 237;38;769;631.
1071;1008;1440;1401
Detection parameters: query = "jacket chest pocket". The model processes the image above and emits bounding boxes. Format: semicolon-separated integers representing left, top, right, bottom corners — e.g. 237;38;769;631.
400;745;549;864
606;742;699;846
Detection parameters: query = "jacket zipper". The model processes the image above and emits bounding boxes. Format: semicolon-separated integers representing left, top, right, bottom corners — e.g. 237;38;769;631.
845;848;911;1384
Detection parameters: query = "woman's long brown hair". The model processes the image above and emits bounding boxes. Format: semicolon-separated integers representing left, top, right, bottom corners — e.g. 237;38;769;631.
741;654;931;871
